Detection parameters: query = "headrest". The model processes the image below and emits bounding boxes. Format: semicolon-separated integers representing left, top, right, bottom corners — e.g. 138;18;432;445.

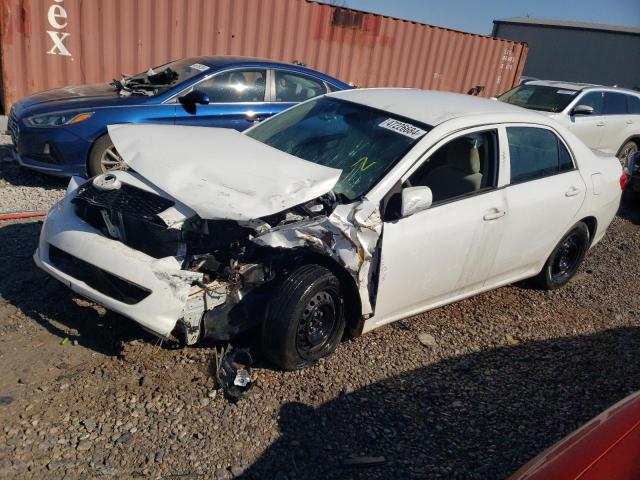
446;138;480;174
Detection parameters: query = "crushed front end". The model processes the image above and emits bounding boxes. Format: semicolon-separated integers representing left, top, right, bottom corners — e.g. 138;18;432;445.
35;172;264;344
35;170;377;345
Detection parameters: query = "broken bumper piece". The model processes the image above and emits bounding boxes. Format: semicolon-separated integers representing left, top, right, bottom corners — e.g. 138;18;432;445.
34;194;227;341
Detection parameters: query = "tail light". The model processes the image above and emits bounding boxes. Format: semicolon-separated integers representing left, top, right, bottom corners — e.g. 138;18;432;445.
620;173;629;191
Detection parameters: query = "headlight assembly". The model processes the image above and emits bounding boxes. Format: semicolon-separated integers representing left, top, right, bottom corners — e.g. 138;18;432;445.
25;111;94;127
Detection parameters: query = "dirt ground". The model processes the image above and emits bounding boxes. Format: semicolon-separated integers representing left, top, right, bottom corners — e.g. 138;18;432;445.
1;174;639;478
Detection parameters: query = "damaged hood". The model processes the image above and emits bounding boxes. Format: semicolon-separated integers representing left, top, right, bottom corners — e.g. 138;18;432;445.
108;124;342;221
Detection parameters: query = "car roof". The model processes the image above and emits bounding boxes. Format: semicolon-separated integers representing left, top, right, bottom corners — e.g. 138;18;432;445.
525;80;598;90
525;80;640;96
329;88;532;126
179;56;347;82
190;55;294;69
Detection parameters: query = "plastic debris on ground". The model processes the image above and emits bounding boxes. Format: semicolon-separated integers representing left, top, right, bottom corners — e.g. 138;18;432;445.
214;345;253;403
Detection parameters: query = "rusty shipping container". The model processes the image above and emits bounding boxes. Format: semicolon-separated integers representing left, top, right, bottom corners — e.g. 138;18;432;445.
0;0;527;112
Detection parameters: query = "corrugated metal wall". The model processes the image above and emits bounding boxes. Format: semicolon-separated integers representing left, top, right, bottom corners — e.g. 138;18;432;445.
0;0;527;112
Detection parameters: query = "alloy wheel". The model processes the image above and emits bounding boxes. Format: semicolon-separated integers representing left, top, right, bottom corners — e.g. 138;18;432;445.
100;145;128;172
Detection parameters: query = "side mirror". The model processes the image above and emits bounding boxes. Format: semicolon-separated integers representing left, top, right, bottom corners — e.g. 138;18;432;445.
401;186;433;218
178;90;210;106
571;104;594;116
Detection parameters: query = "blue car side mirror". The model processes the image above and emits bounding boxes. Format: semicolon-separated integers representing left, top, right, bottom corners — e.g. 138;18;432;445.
179;90;210;106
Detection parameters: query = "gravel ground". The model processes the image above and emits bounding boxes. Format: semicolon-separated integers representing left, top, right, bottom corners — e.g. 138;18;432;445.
0;136;66;213
0;160;639;479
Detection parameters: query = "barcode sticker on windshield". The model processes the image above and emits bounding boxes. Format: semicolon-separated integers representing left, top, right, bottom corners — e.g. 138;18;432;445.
556;89;577;95
189;63;210;72
378;119;427;139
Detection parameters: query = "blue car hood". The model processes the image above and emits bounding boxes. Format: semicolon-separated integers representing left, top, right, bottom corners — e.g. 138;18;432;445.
15;83;145;114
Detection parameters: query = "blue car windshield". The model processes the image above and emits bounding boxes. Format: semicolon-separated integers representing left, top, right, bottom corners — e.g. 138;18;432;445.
246;97;430;201
123;58;210;95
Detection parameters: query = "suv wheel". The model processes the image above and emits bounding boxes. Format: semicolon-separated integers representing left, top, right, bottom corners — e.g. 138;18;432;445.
618;141;638;170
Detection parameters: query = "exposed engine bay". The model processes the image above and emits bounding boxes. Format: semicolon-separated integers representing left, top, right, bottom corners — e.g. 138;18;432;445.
65;172;381;345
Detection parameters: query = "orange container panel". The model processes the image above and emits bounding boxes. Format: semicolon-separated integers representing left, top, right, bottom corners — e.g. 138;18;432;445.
0;0;527;111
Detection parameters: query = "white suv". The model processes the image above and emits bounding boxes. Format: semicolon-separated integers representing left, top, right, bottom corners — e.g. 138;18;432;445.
498;81;640;168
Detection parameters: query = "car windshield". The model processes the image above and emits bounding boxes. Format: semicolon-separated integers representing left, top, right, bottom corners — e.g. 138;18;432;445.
246;97;430;201
498;85;579;113
117;58;210;96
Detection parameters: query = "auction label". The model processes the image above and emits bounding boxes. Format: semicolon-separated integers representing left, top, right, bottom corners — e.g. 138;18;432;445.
378;118;427;139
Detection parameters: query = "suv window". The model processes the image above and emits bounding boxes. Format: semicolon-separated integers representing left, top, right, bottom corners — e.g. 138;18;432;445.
195;69;267;103
576;91;604;115
404;130;498;204
627;94;640;114
507;127;574;183
274;71;327;102
604;92;628;115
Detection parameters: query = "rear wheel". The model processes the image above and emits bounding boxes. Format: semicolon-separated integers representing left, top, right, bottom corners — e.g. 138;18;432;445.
534;222;590;290
618;141;638;171
87;134;127;177
262;265;345;370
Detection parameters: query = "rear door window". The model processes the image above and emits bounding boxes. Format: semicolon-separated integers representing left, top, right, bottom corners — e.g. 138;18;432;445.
274;71;327;102
627;95;640;114
604;92;628;115
507;127;574;184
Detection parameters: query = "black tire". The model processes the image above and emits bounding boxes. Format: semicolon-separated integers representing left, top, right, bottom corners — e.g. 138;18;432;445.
618;141;638;170
262;265;345;370
87;134;126;177
534;222;590;290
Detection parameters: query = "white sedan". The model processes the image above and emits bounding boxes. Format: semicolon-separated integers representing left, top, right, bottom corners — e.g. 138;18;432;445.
34;89;623;370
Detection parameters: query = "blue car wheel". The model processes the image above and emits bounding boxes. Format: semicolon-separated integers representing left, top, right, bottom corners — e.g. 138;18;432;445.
88;134;127;177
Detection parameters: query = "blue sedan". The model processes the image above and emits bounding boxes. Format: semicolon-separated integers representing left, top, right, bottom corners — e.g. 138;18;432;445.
7;56;351;177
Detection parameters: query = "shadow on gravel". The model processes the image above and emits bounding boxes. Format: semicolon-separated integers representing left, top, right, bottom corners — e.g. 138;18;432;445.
0;159;68;190
618;191;640;226
246;327;640;480
0;220;151;356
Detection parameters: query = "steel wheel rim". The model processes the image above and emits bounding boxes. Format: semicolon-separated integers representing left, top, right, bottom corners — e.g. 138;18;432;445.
100;145;128;172
551;235;581;281
297;291;338;355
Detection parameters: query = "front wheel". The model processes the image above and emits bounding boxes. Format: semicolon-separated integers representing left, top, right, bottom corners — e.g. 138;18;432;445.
261;265;345;370
533;222;590;290
87;134;127;177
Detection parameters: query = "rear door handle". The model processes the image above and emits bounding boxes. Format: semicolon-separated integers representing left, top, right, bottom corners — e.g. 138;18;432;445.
596;121;606;127
627;119;634;125
483;209;506;221
245;112;271;122
565;186;581;197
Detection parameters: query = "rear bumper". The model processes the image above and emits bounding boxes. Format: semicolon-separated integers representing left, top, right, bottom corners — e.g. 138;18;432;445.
34;194;204;338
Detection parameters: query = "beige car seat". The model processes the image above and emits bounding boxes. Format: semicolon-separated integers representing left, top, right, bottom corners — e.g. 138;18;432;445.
423;138;483;202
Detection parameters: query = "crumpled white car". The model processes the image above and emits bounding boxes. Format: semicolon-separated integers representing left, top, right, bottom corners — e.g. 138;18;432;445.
34;89;624;370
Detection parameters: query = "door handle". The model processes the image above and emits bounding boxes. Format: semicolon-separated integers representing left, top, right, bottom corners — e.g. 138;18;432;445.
245;112;270;122
626;119;634;125
483;209;506;221
596;121;606;127
565;186;581;197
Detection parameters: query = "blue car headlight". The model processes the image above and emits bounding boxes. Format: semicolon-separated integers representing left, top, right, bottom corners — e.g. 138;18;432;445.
25;111;94;127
